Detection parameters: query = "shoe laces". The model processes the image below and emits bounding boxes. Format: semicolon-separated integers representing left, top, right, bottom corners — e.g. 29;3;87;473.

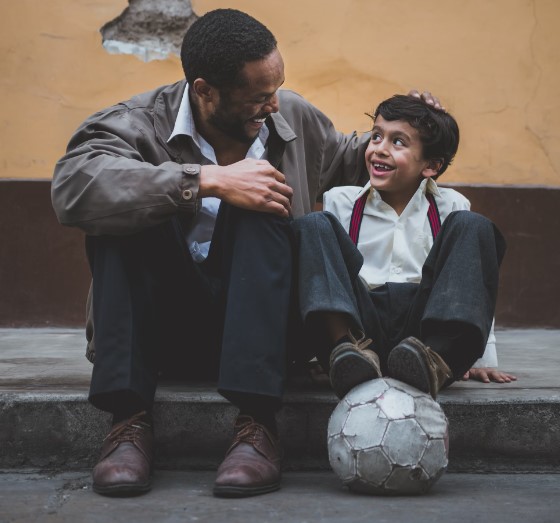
234;417;263;444
233;416;279;448
424;345;453;381
105;411;151;444
348;329;373;351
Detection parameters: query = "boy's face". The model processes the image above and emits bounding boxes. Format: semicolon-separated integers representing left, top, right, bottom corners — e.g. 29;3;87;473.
365;116;439;211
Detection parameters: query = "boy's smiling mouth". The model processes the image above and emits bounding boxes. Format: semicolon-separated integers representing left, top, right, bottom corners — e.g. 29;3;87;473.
371;160;395;175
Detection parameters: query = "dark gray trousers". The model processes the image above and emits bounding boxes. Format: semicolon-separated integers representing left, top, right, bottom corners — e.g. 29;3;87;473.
292;210;506;379
86;204;296;414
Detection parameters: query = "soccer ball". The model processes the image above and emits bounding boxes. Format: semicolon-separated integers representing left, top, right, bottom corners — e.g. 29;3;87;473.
327;377;449;495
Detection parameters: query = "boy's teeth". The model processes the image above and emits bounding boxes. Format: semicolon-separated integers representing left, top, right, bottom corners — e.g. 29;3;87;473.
374;163;392;171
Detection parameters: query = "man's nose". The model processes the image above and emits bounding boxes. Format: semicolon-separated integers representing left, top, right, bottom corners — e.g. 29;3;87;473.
264;92;279;114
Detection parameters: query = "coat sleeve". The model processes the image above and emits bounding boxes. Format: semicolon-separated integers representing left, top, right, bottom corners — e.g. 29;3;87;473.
324;130;371;193
303;102;370;199
51;106;200;236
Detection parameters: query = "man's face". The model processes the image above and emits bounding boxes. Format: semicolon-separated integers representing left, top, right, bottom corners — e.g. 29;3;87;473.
365;116;434;210
208;49;285;144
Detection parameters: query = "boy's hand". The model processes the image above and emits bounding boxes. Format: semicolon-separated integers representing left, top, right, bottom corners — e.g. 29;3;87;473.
461;368;517;383
407;89;446;112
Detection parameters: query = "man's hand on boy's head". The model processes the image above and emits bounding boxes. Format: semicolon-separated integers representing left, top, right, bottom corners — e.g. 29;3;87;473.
462;367;518;384
407;89;446;112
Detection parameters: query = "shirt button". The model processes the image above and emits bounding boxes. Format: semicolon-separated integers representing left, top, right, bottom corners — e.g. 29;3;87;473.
182;189;193;201
395;267;402;274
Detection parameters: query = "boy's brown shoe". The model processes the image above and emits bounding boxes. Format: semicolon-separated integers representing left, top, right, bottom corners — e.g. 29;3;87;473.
329;331;382;400
387;337;453;399
92;411;153;496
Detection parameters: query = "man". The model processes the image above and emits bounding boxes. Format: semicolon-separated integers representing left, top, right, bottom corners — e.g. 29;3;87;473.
52;8;438;498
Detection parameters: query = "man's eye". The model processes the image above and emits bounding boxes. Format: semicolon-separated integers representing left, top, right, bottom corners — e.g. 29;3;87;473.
252;95;271;104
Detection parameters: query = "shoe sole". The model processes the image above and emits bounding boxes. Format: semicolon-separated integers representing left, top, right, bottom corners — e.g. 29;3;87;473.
329;347;381;400
93;481;152;496
213;482;281;498
387;337;433;397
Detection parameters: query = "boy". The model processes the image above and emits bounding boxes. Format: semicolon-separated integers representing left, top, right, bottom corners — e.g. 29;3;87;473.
293;95;515;399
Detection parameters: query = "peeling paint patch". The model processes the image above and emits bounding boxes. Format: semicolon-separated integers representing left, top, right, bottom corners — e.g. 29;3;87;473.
101;0;197;62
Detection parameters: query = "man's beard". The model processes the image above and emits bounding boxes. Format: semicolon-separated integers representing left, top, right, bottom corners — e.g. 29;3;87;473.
208;100;260;145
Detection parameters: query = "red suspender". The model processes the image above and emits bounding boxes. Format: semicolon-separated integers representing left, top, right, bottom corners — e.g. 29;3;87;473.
349;192;369;244
349;191;442;246
425;193;442;239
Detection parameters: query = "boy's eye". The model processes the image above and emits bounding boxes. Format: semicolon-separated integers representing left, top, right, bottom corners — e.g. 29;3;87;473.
394;138;405;146
371;133;382;142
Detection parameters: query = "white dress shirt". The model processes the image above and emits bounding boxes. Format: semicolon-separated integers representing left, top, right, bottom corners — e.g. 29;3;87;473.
323;178;497;368
168;84;269;262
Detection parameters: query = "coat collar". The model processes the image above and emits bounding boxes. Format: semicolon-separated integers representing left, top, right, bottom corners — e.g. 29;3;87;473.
153;81;297;164
153;80;188;161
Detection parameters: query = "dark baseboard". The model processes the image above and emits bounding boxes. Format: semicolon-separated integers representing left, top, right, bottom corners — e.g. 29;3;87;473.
0;180;558;328
0;180;90;326
445;184;560;328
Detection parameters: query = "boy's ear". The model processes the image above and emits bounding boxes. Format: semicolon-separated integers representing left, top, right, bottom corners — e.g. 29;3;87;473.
422;159;443;179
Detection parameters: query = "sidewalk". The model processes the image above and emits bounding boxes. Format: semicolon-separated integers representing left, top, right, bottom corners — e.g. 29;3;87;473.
2;470;559;523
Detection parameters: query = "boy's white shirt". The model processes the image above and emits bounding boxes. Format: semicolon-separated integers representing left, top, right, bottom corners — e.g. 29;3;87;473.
323;178;497;368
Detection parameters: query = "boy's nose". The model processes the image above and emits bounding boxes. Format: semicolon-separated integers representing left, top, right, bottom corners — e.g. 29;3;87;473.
375;140;390;156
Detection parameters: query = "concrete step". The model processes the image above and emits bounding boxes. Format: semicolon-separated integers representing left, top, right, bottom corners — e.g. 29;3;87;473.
0;328;559;472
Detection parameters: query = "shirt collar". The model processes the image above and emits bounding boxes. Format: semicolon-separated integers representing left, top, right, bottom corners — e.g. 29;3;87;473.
355;181;372;201
424;177;441;197
167;83;269;163
354;177;441;203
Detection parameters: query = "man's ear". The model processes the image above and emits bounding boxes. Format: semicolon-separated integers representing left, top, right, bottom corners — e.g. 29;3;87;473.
422;159;443;179
191;78;216;102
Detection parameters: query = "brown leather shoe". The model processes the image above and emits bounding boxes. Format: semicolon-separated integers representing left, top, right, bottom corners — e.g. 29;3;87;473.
213;415;282;497
92;411;153;496
387;336;453;399
329;330;382;399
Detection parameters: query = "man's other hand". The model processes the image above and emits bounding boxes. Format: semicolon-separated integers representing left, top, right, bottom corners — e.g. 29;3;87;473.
407;89;445;112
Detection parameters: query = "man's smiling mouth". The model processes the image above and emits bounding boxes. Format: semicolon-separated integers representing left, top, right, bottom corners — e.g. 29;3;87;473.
250;116;268;124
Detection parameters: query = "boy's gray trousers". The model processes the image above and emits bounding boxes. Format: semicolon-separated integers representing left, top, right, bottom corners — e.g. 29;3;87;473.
291;210;506;379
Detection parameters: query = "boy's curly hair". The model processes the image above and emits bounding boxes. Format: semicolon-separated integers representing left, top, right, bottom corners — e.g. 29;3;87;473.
372;95;460;177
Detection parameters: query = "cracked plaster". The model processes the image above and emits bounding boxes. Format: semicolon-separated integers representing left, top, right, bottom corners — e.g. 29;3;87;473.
101;0;197;61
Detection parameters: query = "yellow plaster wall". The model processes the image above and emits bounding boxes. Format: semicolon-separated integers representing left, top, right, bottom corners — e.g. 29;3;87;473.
1;0;559;186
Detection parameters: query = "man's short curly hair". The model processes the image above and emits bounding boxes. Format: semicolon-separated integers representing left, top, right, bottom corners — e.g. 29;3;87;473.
372;95;460;177
181;9;277;91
